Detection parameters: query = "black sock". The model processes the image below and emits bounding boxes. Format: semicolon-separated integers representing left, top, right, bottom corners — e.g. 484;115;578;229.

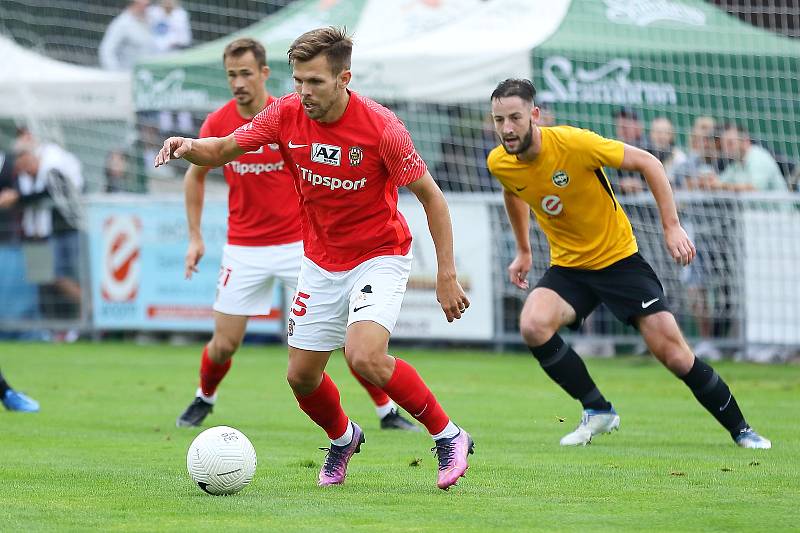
529;334;612;411
680;357;748;439
0;371;10;396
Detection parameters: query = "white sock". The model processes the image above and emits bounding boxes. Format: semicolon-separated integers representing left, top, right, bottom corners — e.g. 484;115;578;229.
331;420;354;447
375;400;396;419
195;387;217;405
432;421;459;441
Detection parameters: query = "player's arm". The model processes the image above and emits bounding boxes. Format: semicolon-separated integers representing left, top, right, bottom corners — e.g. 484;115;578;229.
406;172;470;323
503;188;533;289
183;164;211;279
619;144;696;266
154;134;244;168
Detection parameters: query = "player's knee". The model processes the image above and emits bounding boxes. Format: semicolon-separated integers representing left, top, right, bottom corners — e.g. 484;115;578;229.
652;339;693;375
209;336;239;360
286;367;319;394
519;315;557;346
346;350;376;378
665;347;694;375
346;348;388;384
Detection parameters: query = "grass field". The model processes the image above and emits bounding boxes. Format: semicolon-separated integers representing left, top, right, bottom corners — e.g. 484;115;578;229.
2;341;798;532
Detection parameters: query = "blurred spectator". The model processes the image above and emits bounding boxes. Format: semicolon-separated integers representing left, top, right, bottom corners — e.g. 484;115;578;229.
0;148;40;325
138;111;176;180
148;0;194;134
672;116;722;190
0;149;21;241
104;149;133;192
614;106;646;147
790;165;800;192
12;138;84;328
647;116;687;184
613;107;648;194
99;0;156;71
538;104;556;127
148;0;192;53
436;109;500;192
672;117;735;359
718;123;789;192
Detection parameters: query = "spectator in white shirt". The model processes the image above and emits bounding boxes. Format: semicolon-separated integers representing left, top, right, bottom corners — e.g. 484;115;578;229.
148;0;192;53
718;124;788;192
99;0;156;71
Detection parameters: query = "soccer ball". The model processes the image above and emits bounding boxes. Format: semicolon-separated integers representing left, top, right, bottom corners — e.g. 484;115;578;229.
186;426;257;495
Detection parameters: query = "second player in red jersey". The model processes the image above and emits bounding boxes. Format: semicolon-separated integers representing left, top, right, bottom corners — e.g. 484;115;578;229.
201;96;300;246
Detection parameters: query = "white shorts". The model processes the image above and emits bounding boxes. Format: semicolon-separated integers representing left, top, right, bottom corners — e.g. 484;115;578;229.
213;241;303;316
287;252;413;351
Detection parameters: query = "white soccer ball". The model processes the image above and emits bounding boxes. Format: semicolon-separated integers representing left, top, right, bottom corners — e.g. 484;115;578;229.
186;425;257;495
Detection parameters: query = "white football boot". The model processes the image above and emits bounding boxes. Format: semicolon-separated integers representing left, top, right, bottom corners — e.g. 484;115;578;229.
734;428;772;449
560;407;620;446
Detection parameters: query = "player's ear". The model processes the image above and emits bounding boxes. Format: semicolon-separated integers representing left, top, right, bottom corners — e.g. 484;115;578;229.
261;65;271;80
531;105;541;125
338;69;352;89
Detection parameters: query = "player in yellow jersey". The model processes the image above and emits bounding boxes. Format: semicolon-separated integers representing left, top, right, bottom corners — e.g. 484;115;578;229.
487;79;770;449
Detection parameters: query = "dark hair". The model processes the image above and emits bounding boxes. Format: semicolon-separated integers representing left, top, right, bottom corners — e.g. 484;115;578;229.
223;38;267;68
722;121;749;138
490;78;536;104
614;106;639;120
288;26;353;75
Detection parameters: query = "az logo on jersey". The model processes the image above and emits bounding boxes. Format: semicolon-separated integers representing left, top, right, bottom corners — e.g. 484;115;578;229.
552;170;569;187
541;195;563;216
311;143;341;166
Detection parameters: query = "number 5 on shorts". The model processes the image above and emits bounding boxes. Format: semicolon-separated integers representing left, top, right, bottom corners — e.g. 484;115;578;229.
292;291;311;317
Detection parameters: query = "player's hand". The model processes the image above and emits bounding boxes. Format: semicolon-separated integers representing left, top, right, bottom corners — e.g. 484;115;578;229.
184;237;205;279
436;273;470;323
154;137;194;167
508;251;532;290
664;224;696;266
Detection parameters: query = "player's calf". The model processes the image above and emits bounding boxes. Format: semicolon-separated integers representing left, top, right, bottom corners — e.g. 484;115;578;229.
680;356;771;448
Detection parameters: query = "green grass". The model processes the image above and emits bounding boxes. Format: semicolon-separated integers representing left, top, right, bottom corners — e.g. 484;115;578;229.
1;342;798;532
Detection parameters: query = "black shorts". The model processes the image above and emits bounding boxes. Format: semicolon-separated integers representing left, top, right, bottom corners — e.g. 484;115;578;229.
535;252;669;330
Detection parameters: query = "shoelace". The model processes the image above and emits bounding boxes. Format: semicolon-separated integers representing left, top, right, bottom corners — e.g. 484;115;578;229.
431;441;455;471
737;428;760;442
319;446;345;476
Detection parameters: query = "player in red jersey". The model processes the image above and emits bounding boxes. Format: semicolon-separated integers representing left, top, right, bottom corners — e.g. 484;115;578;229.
157;27;473;490
175;38;419;433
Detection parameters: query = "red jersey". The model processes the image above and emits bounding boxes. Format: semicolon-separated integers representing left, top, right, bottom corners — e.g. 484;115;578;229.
200;97;301;246
234;91;427;271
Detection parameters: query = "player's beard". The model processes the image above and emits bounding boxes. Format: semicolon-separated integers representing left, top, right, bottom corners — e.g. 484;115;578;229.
302;97;335;120
234;91;253;106
502;121;534;155
302;101;323;119
302;86;343;120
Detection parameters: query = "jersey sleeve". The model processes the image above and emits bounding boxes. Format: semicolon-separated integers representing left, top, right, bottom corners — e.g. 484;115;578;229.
380;118;428;187
576;128;625;169
233;99;281;152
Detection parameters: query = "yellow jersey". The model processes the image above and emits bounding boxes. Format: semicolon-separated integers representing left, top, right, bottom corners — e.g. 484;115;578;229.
487;126;637;269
